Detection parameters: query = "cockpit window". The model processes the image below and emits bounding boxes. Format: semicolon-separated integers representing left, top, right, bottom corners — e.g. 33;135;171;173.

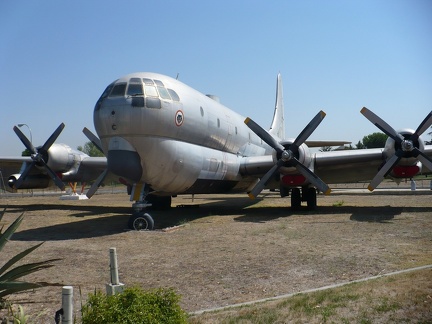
143;78;154;85
144;85;158;97
167;89;180;101
109;83;127;97
101;82;115;99
157;86;171;100
127;83;143;96
154;80;164;87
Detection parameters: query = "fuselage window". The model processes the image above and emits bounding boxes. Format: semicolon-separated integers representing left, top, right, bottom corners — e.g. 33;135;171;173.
143;78;154;85
145;85;158;97
157;86;171;100
154;80;164;87
167;89;180;101
127;83;143;96
109;83;127;97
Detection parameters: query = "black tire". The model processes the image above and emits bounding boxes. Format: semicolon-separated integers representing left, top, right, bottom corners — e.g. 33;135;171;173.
128;212;155;231
291;188;301;209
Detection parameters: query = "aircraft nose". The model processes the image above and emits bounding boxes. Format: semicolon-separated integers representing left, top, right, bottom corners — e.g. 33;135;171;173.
107;137;142;182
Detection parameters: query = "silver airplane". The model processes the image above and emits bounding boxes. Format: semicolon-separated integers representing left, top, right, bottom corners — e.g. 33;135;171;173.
2;72;432;230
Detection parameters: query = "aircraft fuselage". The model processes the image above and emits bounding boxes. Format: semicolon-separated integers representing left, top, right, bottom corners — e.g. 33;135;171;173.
94;72;273;195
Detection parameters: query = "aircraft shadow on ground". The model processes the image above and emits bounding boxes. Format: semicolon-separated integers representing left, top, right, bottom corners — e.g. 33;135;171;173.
3;203;131;241
3;199;429;241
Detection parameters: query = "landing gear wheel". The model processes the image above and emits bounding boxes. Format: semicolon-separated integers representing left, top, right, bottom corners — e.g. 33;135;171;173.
305;187;317;210
128;212;154;231
291;188;301;209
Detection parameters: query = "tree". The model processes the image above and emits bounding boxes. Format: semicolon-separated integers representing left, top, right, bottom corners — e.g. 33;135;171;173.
355;140;366;149
78;141;105;157
358;132;388;149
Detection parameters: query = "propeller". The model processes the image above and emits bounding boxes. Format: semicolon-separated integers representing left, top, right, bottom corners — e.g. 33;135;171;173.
82;127;107;198
13;123;66;191
361;107;432;191
244;111;331;199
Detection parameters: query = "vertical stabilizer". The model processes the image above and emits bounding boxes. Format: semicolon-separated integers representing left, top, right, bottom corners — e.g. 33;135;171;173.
268;73;285;140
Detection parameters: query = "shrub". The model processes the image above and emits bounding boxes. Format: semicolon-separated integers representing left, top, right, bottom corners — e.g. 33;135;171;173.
81;286;188;324
0;209;60;300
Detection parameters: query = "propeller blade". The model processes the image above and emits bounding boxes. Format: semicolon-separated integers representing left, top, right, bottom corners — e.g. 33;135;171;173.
367;153;402;191
83;127;104;154
86;169;108;198
293;160;331;195
248;160;284;199
13;161;36;189
244;117;285;153
292;110;326;148
43;164;65;191
360;107;403;143
13;126;36;154
414;149;432;172
42;123;65;151
412;111;432;141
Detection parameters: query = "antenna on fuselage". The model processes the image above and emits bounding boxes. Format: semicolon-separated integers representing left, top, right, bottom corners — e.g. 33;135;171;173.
176;73;179;80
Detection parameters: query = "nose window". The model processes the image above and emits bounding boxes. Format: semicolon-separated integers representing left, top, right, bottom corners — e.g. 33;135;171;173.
145;85;158;97
127;83;143;96
109;83;127;97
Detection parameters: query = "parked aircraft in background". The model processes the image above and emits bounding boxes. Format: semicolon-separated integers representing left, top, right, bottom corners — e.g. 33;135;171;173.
1;72;431;230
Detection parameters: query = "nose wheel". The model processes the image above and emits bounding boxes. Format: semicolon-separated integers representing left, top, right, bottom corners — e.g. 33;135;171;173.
128;212;154;231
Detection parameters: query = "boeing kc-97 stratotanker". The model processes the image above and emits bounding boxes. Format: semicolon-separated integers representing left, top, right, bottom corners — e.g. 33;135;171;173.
2;72;432;230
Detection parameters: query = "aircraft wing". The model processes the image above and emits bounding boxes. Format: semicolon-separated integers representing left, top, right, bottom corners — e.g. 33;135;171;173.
314;148;384;184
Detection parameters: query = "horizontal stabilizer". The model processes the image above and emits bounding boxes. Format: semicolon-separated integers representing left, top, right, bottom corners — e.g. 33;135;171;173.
305;140;351;148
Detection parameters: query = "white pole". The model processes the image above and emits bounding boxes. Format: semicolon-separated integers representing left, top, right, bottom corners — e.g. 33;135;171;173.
110;247;119;285
61;286;73;323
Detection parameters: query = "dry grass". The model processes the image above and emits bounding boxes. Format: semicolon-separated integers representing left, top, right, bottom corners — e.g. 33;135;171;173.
189;269;432;323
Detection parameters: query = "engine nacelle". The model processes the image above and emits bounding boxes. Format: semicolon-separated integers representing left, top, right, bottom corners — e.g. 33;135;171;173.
383;128;425;177
44;143;79;172
277;140;312;175
8;174;50;189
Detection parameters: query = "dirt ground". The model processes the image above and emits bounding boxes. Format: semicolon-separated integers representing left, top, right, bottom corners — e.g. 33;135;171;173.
0;185;431;322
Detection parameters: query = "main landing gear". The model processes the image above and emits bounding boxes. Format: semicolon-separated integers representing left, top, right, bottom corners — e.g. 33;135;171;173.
290;186;317;210
127;183;172;231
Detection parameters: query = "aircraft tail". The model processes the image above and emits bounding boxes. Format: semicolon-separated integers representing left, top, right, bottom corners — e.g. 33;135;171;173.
268;73;285;140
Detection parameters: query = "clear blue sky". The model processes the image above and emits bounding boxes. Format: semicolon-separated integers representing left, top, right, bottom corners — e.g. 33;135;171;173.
1;0;431;156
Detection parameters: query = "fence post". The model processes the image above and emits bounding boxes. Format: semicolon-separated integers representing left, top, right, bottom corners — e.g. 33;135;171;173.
106;247;125;295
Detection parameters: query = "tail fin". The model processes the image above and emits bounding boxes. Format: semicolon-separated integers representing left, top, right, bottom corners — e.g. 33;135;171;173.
268;73;285;140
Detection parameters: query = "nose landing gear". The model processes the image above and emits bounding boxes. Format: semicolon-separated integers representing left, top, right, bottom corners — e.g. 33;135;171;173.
128;212;154;230
128;182;155;231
